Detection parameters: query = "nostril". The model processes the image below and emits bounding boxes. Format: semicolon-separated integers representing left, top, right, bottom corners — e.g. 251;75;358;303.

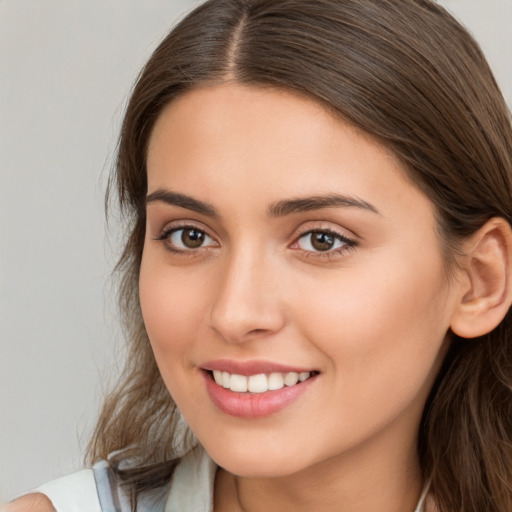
248;328;269;335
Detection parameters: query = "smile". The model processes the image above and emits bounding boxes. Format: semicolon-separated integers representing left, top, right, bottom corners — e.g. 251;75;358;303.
211;370;314;393
200;361;320;418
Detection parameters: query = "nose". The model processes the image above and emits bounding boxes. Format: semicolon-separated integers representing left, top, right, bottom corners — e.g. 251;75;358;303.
209;248;286;344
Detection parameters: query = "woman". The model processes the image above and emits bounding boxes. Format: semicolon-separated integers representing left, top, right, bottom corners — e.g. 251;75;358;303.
7;0;512;511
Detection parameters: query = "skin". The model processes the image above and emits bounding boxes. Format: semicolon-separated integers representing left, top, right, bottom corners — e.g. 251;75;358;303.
140;83;461;512
1;494;54;512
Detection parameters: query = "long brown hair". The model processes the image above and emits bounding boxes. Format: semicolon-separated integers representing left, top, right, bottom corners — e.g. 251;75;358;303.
87;1;512;510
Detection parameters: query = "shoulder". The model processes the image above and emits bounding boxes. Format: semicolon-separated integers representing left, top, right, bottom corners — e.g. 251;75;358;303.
2;493;54;512
6;468;100;512
5;459;167;512
4;447;216;512
35;468;101;512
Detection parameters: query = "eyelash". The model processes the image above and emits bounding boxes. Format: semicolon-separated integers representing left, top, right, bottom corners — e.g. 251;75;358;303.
291;227;357;260
154;223;358;260
154;224;218;255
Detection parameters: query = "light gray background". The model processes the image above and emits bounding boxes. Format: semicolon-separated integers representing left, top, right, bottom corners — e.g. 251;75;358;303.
1;0;511;502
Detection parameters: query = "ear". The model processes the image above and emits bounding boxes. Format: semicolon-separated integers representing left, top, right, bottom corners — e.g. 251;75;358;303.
450;217;512;339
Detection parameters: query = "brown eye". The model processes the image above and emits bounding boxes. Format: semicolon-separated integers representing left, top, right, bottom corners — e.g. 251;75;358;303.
311;231;335;251
181;228;205;248
295;229;354;254
162;227;217;251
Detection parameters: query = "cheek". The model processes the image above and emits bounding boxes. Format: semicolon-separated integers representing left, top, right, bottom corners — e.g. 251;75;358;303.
292;252;452;411
138;254;207;379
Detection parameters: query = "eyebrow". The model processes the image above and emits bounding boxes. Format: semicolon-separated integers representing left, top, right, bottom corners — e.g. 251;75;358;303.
146;189;380;218
267;194;380;217
146;189;219;217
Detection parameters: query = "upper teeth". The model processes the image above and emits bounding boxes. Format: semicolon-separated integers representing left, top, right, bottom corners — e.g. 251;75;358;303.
212;370;311;393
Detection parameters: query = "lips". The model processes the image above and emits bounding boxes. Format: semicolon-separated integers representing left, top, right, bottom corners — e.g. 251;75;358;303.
201;360;319;418
202;359;316;375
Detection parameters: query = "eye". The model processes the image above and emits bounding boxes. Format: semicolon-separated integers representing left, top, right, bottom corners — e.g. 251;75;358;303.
294;229;355;254
157;226;217;252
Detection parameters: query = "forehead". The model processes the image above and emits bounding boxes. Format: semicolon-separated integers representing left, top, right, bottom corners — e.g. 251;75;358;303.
146;83;431;223
147;84;346;168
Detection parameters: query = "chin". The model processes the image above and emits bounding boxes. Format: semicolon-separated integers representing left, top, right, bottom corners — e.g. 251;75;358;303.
202;438;313;478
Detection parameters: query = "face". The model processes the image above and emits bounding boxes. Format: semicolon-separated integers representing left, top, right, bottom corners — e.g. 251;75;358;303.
140;83;459;478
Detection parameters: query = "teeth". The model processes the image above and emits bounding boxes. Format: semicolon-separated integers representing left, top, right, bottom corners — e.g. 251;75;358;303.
268;372;284;390
299;372;310;382
211;370;313;393
248;374;267;393
230;374;248;392
284;372;299;386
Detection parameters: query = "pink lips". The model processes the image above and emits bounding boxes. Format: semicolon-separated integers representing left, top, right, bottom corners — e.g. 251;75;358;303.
201;359;318;419
202;359;315;375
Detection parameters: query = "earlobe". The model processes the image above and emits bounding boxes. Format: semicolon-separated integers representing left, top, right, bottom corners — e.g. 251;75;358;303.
450;218;512;339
